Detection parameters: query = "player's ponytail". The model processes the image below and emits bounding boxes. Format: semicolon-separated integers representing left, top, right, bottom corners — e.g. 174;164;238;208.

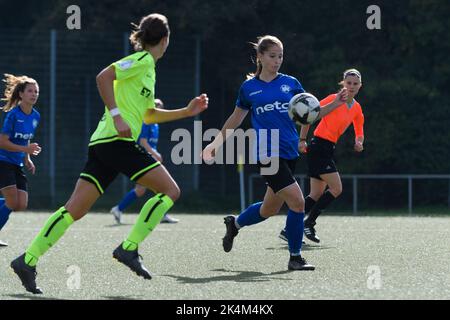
1;74;37;112
129;13;170;51
247;35;283;80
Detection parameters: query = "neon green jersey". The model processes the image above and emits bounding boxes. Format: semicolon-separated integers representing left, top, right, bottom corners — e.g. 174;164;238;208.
89;51;156;146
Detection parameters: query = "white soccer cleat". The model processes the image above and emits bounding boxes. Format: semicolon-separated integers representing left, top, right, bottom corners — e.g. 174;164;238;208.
110;206;123;224
0;239;8;247
160;214;179;224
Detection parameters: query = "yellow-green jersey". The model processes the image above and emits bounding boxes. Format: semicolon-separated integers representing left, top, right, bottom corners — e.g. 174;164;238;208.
89;51;156;146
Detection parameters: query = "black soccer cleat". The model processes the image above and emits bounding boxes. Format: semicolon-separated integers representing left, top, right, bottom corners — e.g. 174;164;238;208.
10;254;43;294
279;229;306;244
222;216;239;253
304;223;320;243
113;244;152;280
288;255;315;271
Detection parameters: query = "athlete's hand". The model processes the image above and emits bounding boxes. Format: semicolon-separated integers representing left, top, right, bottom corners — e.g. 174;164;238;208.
298;140;308;154
113;115;132;138
26;143;41;156
25;158;36;174
354;141;364;152
201;143;216;163
186;94;209;117
335;87;349;103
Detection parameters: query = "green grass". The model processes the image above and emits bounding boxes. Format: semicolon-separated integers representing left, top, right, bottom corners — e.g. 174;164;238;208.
1;213;450;300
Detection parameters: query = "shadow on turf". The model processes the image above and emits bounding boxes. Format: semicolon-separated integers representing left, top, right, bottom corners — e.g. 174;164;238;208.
4;293;66;300
102;295;141;300
104;223;133;227
266;243;337;252
162;269;293;284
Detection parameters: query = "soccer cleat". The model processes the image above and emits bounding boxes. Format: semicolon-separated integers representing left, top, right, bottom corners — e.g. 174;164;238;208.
288;255;315;271
160;214;179;224
110;206;123;224
222;216;239;253
113;244;152;279
10;254;43;294
278;229;306;244
0;239;8;247
303;223;320;243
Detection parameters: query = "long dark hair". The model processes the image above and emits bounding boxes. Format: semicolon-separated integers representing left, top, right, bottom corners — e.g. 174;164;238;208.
129;13;170;51
1;74;38;112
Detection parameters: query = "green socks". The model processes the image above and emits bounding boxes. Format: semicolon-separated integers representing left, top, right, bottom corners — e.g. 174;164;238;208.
25;207;74;267
122;193;174;251
22;194;173;266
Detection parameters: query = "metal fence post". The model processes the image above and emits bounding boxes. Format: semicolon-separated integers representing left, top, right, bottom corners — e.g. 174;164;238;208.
408;176;413;215
49;29;57;207
353;176;358;215
121;32;131;195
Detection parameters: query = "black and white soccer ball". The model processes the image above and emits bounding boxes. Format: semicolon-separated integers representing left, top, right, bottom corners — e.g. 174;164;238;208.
288;93;321;125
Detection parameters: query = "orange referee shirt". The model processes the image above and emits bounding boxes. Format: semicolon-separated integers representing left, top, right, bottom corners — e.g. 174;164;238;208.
313;94;364;143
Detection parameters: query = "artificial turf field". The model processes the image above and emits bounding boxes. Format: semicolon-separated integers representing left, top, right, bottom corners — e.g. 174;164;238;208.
1;213;449;300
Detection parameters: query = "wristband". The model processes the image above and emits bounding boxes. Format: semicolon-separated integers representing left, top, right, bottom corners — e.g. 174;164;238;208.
300;138;307;142
109;107;120;117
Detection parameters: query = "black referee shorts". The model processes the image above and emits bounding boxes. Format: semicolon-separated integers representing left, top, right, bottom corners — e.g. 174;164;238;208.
80;140;160;194
307;136;337;180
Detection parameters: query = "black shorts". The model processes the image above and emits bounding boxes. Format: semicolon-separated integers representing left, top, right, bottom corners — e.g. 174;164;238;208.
0;160;27;192
307;136;337;180
258;157;298;193
80;140;160;194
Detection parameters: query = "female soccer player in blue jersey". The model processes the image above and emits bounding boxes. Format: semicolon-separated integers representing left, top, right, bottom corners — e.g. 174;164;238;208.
11;13;208;294
202;35;347;270
0;74;42;247
110;98;179;224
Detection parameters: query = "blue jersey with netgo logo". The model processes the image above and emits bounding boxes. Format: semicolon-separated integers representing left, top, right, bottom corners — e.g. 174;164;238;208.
0;106;40;166
236;73;305;160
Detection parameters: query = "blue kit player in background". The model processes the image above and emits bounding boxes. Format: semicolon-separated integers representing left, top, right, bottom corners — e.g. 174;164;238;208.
0;74;42;247
110;98;179;224
202;35;347;270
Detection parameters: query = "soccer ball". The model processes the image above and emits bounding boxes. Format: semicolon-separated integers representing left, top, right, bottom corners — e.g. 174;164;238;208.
288;93;321;125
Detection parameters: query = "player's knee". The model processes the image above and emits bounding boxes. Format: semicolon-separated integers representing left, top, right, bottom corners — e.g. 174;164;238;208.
329;187;342;198
165;185;181;202
286;199;304;213
16;202;28;212
5;198;19;211
260;207;279;218
135;187;146;197
309;191;322;200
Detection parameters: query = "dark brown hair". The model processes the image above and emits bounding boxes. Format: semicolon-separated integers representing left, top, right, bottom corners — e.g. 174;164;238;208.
129;13;170;51
248;35;283;79
1;74;38;112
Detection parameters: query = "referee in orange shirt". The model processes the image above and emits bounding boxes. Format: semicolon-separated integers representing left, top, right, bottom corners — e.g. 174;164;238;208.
280;69;364;243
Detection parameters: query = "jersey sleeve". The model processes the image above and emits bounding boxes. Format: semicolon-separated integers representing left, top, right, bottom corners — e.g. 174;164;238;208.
291;78;305;95
236;84;251;110
0;111;15;136
319;94;336;107
353;106;364;138
112;56;147;81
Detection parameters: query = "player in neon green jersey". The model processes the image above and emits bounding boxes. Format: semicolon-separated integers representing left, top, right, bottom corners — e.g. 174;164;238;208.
11;13;208;294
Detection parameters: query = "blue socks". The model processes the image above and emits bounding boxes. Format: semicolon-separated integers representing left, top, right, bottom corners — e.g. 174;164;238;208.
0;203;13;230
286;209;304;255
236;202;266;228
118;190;139;211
